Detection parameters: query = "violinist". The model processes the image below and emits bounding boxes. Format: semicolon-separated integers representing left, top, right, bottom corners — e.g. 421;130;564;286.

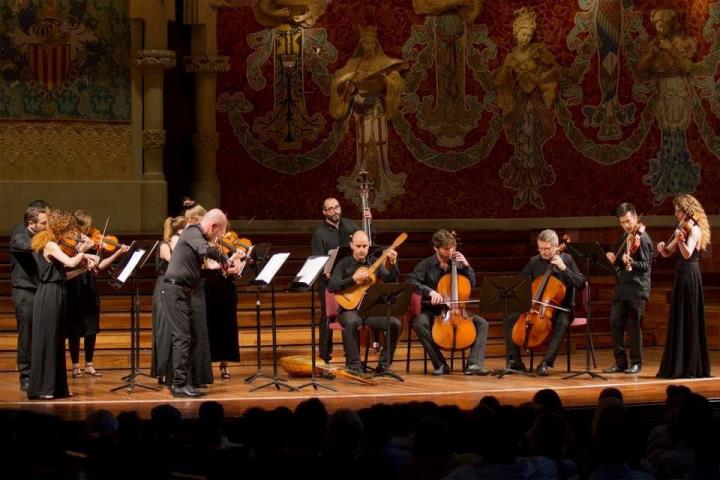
10;201;49;392
66;210;130;379
311;197;372;363
406;230;490;376
160;209;240;398
656;194;711;379
602;203;652;375
328;230;399;375
503;229;585;376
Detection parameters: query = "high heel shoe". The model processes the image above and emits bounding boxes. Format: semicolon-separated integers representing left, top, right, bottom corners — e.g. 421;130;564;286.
84;366;102;377
220;366;231;379
72;367;84;378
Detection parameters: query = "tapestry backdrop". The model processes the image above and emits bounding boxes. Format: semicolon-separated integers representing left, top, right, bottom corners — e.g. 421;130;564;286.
216;0;720;219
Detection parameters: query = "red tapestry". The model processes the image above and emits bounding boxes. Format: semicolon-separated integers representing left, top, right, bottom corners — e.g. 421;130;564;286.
216;0;720;220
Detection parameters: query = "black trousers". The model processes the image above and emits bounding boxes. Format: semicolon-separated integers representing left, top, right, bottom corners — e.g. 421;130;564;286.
338;310;401;369
609;298;646;367
160;283;194;387
411;311;489;369
503;311;570;367
12;288;34;381
317;281;334;362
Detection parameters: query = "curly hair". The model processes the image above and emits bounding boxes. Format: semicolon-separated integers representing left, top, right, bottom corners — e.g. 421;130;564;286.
674;194;711;251
31;209;76;252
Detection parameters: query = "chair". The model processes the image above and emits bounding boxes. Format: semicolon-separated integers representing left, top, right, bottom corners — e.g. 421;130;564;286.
325;290;371;368
565;281;597;372
405;292;428;374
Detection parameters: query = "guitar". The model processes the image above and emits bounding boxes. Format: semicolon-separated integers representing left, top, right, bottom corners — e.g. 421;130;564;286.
334;232;408;310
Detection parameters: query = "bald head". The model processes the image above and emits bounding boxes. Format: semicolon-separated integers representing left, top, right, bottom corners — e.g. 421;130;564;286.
201;209;228;242
350;230;369;261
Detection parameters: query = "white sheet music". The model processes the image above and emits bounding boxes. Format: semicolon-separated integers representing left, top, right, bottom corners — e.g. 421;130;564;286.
295;256;329;285
255;252;290;284
117;249;145;283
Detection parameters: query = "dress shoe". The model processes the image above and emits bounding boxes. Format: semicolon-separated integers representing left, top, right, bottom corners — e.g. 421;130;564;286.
464;364;491;376
602;364;628;373
346;366;364;376
374;364;389;375
536;362;550;376
432;364;450;376
505;360;528;373
625;363;642;374
19;378;29;392
171;385;207;398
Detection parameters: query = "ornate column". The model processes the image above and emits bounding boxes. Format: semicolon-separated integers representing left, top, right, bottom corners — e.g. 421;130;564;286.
185;55;230;207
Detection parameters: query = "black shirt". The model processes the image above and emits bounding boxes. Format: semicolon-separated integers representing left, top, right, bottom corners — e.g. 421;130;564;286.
311;218;361;256
328;253;399;310
164;224;227;289
10;223;39;291
406;254;477;314
521;253;585;308
610;230;653;300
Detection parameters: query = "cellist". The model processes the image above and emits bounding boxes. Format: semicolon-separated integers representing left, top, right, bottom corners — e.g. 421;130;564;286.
503;229;585;376
602;203;652;375
406;230;490;376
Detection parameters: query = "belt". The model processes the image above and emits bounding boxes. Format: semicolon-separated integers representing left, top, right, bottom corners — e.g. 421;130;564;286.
164;278;191;289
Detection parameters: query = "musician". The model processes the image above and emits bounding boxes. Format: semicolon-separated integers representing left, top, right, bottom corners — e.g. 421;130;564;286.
10;204;49;391
159;209;239;397
311;197;372;363
327;230;399;374
603;203;652;374
503;229;585;376
406;230;490;375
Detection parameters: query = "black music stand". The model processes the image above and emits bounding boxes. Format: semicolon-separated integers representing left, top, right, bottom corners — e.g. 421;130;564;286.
477;274;534;379
289;255;334;391
249;252;298;392
108;240;160;393
242;243;274;384
358;283;413;382
562;242;613;381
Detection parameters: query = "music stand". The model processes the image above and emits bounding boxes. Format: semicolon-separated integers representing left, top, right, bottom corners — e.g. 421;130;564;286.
358;283;413;382
241;244;274;385
249;252;298;392
562;242;613;381
108;240;160;393
289;255;334;391
477;275;534;379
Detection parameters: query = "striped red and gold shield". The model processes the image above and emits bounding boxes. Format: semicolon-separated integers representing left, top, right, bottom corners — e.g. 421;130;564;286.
28;43;71;91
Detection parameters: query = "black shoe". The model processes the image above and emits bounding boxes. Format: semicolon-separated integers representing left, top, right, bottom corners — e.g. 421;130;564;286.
375;364;389;375
625;363;642;374
464;364;491;376
536;362;550;376
505;360;528;373
602;364;628;373
432;364;450;376
346;366;364;376
171;385;207;398
19;378;29;392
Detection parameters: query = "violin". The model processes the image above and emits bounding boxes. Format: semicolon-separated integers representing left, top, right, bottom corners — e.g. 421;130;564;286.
58;230;84;257
511;235;572;352
88;227;128;254
217;231;252;256
431;250;477;352
613;218;645;272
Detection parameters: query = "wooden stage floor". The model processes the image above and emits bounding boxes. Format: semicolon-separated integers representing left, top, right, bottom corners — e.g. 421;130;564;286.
1;348;719;421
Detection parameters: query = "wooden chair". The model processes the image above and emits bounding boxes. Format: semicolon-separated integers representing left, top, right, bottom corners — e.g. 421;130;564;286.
404;292;428;374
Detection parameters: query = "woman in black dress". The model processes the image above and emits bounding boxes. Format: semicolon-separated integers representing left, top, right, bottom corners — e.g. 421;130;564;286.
656;194;712;378
205;266;241;379
151;215;185;382
28;210;98;399
66;210;129;378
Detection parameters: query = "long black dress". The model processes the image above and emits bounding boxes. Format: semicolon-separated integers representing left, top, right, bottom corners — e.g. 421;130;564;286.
66;271;100;336
151;241;170;379
27;254;70;399
657;249;711;378
205;270;240;362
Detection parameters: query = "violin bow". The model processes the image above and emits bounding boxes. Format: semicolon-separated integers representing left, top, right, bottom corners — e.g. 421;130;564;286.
97;216;111;262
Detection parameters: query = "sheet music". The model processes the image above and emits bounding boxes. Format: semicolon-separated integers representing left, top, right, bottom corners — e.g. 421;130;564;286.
255;252;290;284
295;256;329;285
117;249;145;283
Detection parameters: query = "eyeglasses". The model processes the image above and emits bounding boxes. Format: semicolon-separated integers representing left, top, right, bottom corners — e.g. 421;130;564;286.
324;205;341;211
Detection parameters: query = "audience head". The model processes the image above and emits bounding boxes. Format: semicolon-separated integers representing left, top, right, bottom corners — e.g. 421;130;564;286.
86;409;118;438
598;387;624;404
326;409;363;456
533;388;563;414
150;404;182;436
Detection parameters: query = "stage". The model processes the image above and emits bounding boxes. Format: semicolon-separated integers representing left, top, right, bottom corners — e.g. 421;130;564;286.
0;347;718;421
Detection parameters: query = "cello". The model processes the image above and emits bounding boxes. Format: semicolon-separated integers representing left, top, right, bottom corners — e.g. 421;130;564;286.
511;235;571;352
431;252;477;352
